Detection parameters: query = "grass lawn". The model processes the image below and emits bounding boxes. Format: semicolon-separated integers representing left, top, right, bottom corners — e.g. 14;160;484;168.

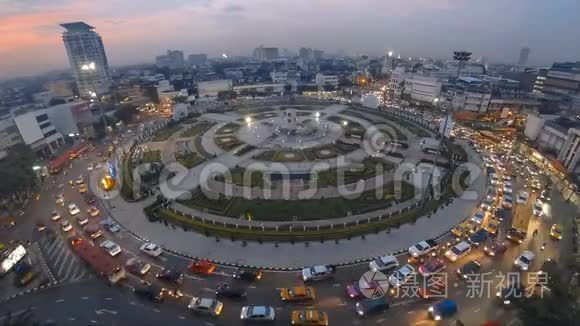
215;167;266;188
216;123;241;135
140;150;161;163
178;182;416;221
314;157;396;187
215;136;244;151
176;152;206;168
254;150;308;162
181;121;216;138
151;124;181;142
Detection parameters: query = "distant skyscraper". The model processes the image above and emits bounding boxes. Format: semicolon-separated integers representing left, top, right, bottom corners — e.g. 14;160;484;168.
518;47;530;66
60;22;112;97
156;50;185;69
253;46;279;61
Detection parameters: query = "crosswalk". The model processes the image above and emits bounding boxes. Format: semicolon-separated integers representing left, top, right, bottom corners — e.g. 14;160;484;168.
37;230;91;283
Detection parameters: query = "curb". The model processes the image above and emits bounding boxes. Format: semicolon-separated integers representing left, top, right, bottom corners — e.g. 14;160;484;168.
0;281;61;304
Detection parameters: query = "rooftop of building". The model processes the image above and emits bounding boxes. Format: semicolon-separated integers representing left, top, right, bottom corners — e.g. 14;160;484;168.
545;117;580;134
60;22;94;32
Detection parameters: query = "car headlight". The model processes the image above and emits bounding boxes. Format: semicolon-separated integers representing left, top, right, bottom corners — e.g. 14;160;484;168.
428;307;434;312
434;315;442;321
514;260;518;264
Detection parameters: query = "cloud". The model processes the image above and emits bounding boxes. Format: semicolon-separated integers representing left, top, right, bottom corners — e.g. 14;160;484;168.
223;4;245;13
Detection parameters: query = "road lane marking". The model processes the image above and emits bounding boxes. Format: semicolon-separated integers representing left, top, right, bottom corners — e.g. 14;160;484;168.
105;298;112;301
153;308;160;313
56;299;64;303
332;283;341;287
202;288;214;292
178;316;185;320
56;251;73;277
81;297;89;300
376;318;386;323
473;308;481;313
248;285;257;289
184;274;205;281
63;260;79;280
205;323;215;326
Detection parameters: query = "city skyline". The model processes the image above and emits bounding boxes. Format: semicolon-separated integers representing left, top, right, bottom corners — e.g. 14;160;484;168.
1;0;580;78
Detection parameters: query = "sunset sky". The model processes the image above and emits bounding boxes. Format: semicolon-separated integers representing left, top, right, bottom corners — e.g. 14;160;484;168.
1;0;580;79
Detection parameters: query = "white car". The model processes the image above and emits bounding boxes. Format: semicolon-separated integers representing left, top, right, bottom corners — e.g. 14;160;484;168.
445;241;471;262
301;265;335;281
140;243;163;257
408;239;438;258
76;215;89;226
95;163;103;169
240;306;275;321
369;255;399;273
60;219;73;232
50;211;62;221
87;164;94;171
514;251;535;271
471;210;485;224
188;297;223;316
100;240;121;257
388;264;415;288
533;202;543;216
68;203;80;216
516;191;529;204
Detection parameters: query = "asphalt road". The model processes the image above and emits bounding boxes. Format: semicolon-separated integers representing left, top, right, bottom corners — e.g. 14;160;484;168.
1;127;576;326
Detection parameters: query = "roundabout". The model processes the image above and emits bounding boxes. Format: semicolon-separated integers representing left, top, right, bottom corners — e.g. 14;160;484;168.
115;98;486;268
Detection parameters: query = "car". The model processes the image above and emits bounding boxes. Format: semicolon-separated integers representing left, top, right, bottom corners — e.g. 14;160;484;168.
456;260;482;279
369;255;399;273
240;306;275;322
78;185;88;194
14;263;37;287
408;239;439;258
233;268;263;281
428;299;458;321
418;258;446;277
56;194;65;206
485;218;501;235
35;223;47;232
84;195;96;205
216;283;247;299
68;203;80;216
503;185;513;195
156;269;183;284
355;299;389;317
87;163;94;171
496;282;524;305
82;224;103;239
134;282;164;302
471;210;485;224
418;276;447;299
60;219;73;232
101;219;121;232
87;207;100;217
301;265;335;282
445;241;471;262
100;240;121;256
468;229;489;246
280;286;315;304
188;260;217;275
388;264;415;288
550;224;563;240
480;199;493;210
502;195;513;209
514;251;535;271
483;241;507;257
291;310;328;326
516;191;529;204
95;163;103;169
345;279;384;299
126;257;151;276
76;215;89;226
506;228;526;244
140;243;163;257
50;211;61;221
75;177;84;185
188;297;224;316
532;202;543;216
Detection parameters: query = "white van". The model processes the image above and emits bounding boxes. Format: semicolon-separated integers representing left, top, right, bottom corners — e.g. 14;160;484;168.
369;255;399;273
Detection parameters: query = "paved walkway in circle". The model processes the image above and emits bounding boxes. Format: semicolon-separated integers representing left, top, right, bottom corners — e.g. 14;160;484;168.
108;137;486;268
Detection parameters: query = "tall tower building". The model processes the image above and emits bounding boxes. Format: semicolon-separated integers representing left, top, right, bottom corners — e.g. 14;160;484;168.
518;47;530;66
60;22;112;97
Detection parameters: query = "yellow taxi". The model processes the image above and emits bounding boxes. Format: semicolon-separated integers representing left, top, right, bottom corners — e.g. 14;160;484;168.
78;184;88;194
550;224;563;240
485;218;501;235
291;310;328;326
451;220;478;238
280;286;315;304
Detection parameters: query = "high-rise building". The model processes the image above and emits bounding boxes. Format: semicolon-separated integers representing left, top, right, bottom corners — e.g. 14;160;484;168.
60;22;112;97
188;54;207;66
518;47;530;66
156;50;185;69
253;46;279;61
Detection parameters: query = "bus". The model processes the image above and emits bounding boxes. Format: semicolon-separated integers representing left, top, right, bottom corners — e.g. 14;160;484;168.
70;236;126;283
49;153;69;175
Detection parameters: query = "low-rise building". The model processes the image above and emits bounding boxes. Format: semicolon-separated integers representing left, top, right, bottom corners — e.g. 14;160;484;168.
13;110;65;156
315;73;338;89
197;79;233;98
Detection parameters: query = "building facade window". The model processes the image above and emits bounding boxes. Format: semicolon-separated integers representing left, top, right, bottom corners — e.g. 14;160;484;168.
36;114;49;123
43;130;57;138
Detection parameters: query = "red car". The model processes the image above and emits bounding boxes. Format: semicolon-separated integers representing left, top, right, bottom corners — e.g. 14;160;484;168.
345;280;384;299
418;258;446;277
483;241;507;257
188;259;216;275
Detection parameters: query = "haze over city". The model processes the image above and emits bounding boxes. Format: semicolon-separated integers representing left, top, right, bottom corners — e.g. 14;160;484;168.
2;0;580;78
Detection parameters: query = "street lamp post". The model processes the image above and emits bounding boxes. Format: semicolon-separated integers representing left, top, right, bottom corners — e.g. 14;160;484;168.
81;62;110;136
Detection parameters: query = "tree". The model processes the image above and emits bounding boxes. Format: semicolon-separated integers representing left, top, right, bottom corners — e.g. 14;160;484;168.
0;144;37;213
114;103;138;124
514;268;580;325
172;95;188;104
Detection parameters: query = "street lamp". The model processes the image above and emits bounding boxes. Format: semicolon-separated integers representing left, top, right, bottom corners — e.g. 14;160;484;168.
388;51;393;57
